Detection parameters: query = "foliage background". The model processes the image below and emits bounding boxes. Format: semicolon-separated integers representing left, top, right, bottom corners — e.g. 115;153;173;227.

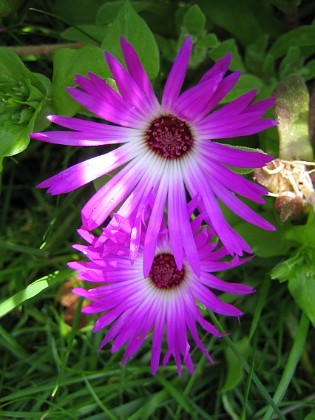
0;0;315;418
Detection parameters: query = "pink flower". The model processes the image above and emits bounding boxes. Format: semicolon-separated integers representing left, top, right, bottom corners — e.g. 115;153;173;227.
31;36;276;276
71;214;253;375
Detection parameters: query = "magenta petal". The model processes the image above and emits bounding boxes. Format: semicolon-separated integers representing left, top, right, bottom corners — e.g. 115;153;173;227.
162;36;193;110
212;182;275;231
67;86;145;128
120;37;159;109
81;161;143;230
200;53;231;82
37;145;133;194
202;141;273;168
105;51;155;115
143;180;168;277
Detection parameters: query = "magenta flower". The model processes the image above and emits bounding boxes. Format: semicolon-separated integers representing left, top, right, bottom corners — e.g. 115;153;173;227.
31;36;276;276
70;214;253;375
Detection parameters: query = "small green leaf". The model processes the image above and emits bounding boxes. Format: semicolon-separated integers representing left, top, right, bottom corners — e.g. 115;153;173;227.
221;336;250;393
101;1;160;81
271;252;303;282
298;59;315;81
183;5;206;33
279;46;302;79
245;34;270;75
273;74;313;161
52;45;111;115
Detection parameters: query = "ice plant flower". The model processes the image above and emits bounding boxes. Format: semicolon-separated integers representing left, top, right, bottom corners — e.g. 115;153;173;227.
70;213;253;375
31;36;276;276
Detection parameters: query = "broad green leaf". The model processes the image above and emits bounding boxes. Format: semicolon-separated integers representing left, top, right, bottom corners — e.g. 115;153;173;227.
288;262;315;327
221;336;250;392
236;219;293;258
0;47;32;82
285;209;315;247
101;1;160;80
52;45;111;115
97;1;149;26
269;23;315;59
273;74;313;161
305;412;315;420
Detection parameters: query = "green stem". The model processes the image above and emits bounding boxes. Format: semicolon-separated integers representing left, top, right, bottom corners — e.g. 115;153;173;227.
262;312;310;420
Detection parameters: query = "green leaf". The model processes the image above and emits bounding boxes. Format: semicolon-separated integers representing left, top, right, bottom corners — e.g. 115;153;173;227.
0;269;73;318
97;0;149;26
182;5;206;33
298;59;315;81
288;260;315;327
221;337;250;392
271;252;304;282
0;47;32;82
0;48;52;157
279;46;302;79
269;23;315;59
52;45;111;115
271;247;315;326
101;1;160;80
285;209;315;247
273;74;313;161
245;34;270;75
236;219;293;258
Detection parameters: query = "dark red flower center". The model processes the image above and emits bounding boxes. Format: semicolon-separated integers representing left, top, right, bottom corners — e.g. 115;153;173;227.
145;114;194;159
149;253;185;289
